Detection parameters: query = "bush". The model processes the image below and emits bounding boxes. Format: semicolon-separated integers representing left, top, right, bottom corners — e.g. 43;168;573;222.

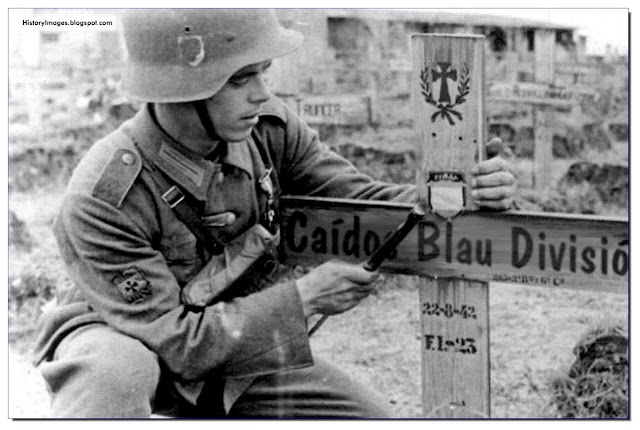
518;187;603;215
550;325;628;418
8;263;60;346
9;211;33;251
9;269;56;314
560;162;628;208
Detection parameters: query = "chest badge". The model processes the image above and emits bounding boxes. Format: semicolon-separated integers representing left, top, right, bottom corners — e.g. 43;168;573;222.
258;167;274;199
259;167;277;232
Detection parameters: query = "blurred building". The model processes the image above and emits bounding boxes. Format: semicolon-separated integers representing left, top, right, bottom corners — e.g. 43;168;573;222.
273;9;594;93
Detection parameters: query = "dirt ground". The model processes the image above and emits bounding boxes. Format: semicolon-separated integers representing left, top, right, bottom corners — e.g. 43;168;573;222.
8;188;628;419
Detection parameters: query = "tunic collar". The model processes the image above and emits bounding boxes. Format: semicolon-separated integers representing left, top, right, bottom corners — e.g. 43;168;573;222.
127;104;254;201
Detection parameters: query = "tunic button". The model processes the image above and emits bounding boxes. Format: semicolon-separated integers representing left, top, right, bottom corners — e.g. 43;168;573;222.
214;171;225;184
121;152;135;165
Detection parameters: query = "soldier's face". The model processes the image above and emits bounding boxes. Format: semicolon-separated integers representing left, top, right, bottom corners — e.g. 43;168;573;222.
205;60;273;142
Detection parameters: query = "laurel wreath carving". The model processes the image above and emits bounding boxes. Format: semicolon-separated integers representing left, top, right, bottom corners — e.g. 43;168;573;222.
420;63;470;125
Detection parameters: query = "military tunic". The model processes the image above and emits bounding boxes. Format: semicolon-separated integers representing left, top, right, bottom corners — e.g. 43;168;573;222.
33;98;415;413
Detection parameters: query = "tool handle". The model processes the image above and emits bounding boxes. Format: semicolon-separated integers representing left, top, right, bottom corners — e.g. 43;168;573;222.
362;205;425;271
308;205;425;336
307;315;328;337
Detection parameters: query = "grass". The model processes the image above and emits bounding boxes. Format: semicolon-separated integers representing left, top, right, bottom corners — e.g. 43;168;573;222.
308;277;628;418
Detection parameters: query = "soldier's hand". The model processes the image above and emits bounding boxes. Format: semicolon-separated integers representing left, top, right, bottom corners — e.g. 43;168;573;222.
296;260;380;318
471;138;516;210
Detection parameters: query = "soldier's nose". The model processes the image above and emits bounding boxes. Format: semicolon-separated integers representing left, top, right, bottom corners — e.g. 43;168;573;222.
249;76;270;104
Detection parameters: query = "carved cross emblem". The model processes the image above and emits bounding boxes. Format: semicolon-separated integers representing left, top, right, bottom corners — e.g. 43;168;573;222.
432;63;457;104
420;63;471;125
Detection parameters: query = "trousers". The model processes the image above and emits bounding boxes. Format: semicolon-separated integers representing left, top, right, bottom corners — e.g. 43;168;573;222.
38;324;392;418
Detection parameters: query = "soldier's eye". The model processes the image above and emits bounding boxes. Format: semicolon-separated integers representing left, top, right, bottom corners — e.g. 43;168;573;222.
229;76;250;87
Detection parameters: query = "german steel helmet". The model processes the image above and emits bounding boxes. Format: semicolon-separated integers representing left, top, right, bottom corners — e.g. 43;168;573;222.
119;9;303;103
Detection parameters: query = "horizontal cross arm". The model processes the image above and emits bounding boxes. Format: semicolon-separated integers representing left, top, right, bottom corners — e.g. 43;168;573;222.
279;196;628;295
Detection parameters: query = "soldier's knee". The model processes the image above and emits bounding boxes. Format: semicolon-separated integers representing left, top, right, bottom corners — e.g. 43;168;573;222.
47;326;160;397
78;328;160;396
44;325;161;416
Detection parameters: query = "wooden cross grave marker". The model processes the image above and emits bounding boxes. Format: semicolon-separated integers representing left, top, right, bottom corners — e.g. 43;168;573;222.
413;34;488;418
277;34;628;418
487;82;576;192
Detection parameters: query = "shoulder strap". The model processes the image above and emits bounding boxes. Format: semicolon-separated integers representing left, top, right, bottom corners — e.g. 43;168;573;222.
91;130;143;208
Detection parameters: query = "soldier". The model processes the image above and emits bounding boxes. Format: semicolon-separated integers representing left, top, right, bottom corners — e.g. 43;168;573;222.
33;9;515;418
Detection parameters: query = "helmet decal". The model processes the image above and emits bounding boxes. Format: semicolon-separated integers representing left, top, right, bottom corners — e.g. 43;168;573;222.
179;35;205;67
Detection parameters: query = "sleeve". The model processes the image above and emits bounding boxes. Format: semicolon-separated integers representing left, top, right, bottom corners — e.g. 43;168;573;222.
54;192;313;382
276;105;417;203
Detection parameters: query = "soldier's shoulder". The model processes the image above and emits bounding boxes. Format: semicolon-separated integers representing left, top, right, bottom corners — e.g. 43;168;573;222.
258;97;292;124
66;126;142;208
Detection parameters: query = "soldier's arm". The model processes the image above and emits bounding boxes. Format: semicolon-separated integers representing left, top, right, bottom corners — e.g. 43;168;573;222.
262;99;513;210
55;189;312;382
262;100;416;203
